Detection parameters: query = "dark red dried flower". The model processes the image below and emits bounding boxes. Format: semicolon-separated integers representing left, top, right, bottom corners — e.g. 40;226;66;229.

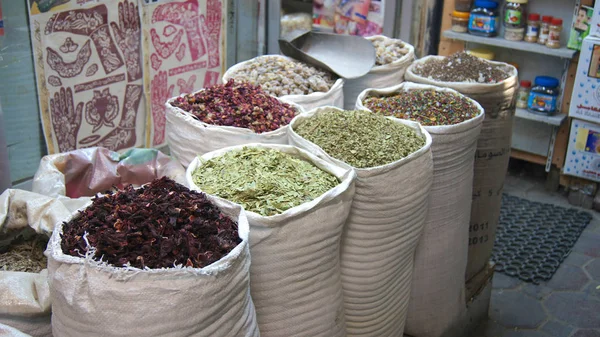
60;177;241;269
170;79;297;133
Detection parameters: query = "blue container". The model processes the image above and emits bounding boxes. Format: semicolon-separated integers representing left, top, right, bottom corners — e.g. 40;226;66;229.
527;76;560;115
469;0;499;37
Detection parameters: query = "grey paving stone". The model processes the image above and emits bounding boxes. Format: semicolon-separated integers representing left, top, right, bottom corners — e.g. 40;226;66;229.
583;282;600;298
544;293;600;328
571;329;600;337
522;283;553;301
585;259;600;281
502;330;550;337
572;232;600;258
562;252;594;267
540;320;574;337
490;290;547;329
470;319;506;337
494;273;523;290
547;264;590;291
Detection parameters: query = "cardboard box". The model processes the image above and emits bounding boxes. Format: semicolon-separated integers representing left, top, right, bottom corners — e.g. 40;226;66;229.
569;36;600;123
564;118;600;182
591;0;600;37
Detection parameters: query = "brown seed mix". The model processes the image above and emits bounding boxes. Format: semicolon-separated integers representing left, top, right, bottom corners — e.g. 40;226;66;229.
0;230;48;273
170;80;297;134
412;52;510;83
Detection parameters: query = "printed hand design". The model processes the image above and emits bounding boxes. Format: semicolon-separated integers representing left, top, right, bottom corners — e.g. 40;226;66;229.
110;0;142;82
85;88;120;133
50;87;83;153
151;71;174;146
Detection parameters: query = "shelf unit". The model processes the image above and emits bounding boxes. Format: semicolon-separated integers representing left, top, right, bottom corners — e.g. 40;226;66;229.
515;109;567;126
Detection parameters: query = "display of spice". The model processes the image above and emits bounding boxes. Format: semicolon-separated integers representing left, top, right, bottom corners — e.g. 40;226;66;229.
363;90;480;126
60;177;241;269
170;80;297;134
294;109;425;168
0;229;48;273
372;38;410;65
412;52;510;83
226;56;336;97
192;147;339;217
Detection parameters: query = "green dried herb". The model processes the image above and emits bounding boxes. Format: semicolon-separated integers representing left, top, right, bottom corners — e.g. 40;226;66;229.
363;90;479;126
294;109;425;168
192;147;339;216
0;229;48;273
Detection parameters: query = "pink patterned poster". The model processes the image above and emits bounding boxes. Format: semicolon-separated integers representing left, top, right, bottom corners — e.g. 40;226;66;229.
141;0;226;147
29;0;146;154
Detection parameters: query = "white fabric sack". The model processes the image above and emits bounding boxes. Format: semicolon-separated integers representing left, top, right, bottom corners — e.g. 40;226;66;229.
357;83;485;337
0;189;81;337
289;107;433;337
343;36;415;109
166;92;304;167
46;199;259;337
223;55;344;111
186;143;356;337
406;57;518;282
0;323;33;337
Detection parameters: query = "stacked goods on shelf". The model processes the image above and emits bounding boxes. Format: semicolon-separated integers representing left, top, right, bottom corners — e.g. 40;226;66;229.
187;144;355;337
356;83;485;337
165;80;303;166
342;36;415;109
289;108;433;336
223;55;344;111
405;52;518;282
47;178;259;337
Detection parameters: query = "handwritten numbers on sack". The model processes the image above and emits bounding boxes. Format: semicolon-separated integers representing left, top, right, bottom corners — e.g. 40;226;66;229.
468;234;489;246
472;186;503;200
469;222;489;233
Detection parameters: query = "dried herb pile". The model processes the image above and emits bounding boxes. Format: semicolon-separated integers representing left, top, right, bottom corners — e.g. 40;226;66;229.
363;90;480;126
412;52;510;83
192;147;339;216
170;80;297;133
0;228;48;273
294;109;425;168
60;177;241;269
227;56;336;96
372;38;410;65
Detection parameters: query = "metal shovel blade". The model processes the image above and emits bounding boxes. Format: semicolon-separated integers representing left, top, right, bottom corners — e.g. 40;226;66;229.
278;31;376;79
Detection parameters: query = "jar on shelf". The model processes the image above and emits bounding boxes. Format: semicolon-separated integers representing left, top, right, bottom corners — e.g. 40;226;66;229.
452;11;471;32
455;0;473;12
538;15;553;45
546;18;563;49
467;48;495;60
527;76;560;115
505;27;525;41
504;0;528;28
469;0;499;37
516;80;531;109
524;13;540;43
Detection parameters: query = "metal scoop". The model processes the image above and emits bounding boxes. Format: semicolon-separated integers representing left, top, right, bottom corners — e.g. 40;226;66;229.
278;31;376;79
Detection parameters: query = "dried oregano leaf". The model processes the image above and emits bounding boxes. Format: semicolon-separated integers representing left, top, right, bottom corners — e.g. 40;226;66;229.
294;109;425;168
192;147;339;217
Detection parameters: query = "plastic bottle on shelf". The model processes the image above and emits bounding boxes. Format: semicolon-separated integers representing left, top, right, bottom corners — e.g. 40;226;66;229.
504;0;527;28
516;80;531;109
537;15;553;45
468;0;499;37
546;18;563;49
452;11;471;32
527;76;560;115
524;13;540;43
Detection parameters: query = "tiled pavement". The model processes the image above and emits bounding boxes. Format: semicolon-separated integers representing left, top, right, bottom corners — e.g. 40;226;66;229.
471;171;600;337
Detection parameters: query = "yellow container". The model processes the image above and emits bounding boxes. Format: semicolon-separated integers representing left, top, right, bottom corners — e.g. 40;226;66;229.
467;48;495;60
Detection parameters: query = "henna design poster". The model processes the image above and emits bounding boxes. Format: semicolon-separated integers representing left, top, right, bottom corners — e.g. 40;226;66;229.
29;0;146;154
141;0;226;147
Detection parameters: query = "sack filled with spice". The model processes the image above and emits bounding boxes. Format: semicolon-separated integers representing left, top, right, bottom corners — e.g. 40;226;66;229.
187;144;356;337
0;189;78;337
357;82;485;337
32;147;186;201
223;55;344;111
405;52;518;282
166;80;304;167
0;323;33;337
342;36;415;109
289;108;433;337
46;177;259;337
